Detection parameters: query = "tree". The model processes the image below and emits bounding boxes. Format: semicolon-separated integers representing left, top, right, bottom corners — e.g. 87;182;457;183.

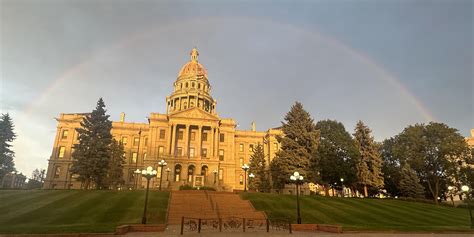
105;139;125;190
353;121;384;197
26;168;46;189
249;143;270;192
270;102;320;191
0;113;16;181
391;122;471;204
380;138;402;197
316;120;359;195
70;98;113;189
399;163;425;198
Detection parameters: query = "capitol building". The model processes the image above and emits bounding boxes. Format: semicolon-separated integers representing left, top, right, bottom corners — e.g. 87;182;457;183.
44;48;282;190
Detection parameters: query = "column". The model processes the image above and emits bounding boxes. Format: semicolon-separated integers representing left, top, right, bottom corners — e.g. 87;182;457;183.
167;124;173;155
197;125;202;158
210;126;215;158
214;128;220;159
183;124;189;157
170;124;177;156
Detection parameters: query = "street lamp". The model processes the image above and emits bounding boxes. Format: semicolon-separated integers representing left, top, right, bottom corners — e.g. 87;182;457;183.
340;178;345;197
241;164;250;192
447;186;455;207
134;169;141;189
461;185;473;228
290;171;304;224
249;173;255;191
157;159;167;191
212;169;218;185
137;166;157;224
166;167;170;181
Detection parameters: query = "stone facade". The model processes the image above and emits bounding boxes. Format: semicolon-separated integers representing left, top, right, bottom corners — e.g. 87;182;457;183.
466;129;474;149
44;48;282;190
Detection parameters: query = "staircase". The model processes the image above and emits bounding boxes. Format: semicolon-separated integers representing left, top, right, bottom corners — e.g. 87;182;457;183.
166;190;266;224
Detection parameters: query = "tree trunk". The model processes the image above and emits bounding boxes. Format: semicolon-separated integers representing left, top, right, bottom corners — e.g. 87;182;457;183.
364;185;368;197
324;185;329;196
426;178;439;205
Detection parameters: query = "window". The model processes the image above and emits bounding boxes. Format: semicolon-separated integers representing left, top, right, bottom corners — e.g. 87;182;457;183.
61;130;69;139
178;130;184;140
122;137;128;146
144;137;148;147
201;148;207;158
143;153;147;160
58;146;66;158
191;131;196;141
54;166;61;178
239;157;243;166
186;82;189;88
159;129;166;139
249;144;254;153
202;132;208;141
158;146;164;157
183;102;187;109
133;137;140;146
192;82;195;88
274;143;278;151
219;149;224;161
132;152;137;163
198;83;201;89
189;148;195;157
177;147;183;156
219;168;224;180
239;144;244;152
239;174;243;185
219;133;225;142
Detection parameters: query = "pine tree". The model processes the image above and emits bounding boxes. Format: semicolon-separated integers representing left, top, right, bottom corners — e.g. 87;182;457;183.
70;98;113;189
249;143;270;192
105;139;125;190
353;120;384;197
270;102;320;191
399;163;425;198
0;113;16;181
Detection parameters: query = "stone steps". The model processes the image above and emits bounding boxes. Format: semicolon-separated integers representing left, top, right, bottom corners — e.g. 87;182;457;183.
166;190;266;224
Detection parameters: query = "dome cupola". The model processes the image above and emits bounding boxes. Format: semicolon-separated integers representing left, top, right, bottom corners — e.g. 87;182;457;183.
166;48;216;115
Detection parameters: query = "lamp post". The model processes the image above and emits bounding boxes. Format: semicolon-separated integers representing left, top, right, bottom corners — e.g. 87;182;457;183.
340;178;345;197
166;168;170;181
213;169;218;185
157;159;167;191
249;173;255;191
137;166;157;224
290;171;304;224
241;164;250;192
447;186;455;207
134;169;141;189
461;185;473;228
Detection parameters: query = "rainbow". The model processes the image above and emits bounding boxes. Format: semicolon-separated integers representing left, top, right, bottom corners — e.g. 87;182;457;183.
23;16;435;122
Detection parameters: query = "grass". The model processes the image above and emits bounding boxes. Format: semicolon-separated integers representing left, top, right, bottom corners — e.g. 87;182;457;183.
0;190;169;234
242;192;472;232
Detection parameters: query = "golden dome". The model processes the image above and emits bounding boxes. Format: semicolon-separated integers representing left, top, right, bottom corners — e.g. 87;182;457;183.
177;48;208;79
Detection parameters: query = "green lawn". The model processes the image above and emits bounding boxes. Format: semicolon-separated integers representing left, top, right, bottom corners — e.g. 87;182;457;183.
0;190;169;234
242;192;472;232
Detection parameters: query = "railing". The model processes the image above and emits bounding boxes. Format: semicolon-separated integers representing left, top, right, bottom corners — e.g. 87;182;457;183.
180;216;292;234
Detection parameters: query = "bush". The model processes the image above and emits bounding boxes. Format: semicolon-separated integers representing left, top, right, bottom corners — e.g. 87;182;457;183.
178;185;216;191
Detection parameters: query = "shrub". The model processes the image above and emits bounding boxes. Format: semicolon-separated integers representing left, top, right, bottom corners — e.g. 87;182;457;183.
178;185;216;191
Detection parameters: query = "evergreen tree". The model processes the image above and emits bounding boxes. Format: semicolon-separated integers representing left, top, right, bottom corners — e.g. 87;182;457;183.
105;139;125;190
270;102;320;191
249;143;270;192
70;98;113;189
0;113;16;181
316;120;359;194
398;163;425;198
353;121;384;197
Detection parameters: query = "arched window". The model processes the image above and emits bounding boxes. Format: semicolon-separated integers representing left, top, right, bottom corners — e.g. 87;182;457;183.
174;164;182;182
186;82;189;88
192;82;195;88
188;165;195;183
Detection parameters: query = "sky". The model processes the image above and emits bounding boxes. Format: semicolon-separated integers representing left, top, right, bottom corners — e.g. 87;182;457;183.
1;0;473;177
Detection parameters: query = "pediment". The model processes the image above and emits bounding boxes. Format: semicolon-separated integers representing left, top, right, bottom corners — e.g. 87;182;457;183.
169;107;219;121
